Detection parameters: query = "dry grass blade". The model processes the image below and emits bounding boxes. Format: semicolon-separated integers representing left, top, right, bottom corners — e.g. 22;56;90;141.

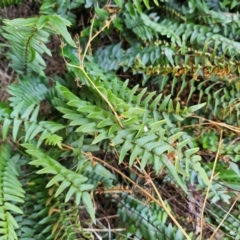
209;194;240;240
199;129;223;240
135;158;191;240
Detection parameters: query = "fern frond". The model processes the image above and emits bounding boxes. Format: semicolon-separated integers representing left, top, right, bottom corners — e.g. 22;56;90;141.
0;0;21;8
40;0;86;25
117;195;195;240
16;166;51;239
83;161;116;189
1;0;240;237
94;39;240;124
205;0;221;11
0;101;65;146
22;143;96;223
17;174;87;239
75;60;205;125
0;144;25;240
2;15;76;75
55;83;209;192
132;0;160;11
2;19;51;75
7;76;49;109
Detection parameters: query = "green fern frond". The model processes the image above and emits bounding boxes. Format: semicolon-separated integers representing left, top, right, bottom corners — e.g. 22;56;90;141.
40;133;63;149
1;0;240;238
95;34;240;79
0;0;21;8
40;0;86;25
2;15;76;75
22;143;96;223
16;171;86;239
94;39;240;124
132;0;160;11
117;195;195;240
7;76;49;109
64;48;206;123
0;101;65;146
16;167;52;239
2;18;51;75
0;145;25;240
206;199;240;239
55;83;210;192
82;161;116;189
123;13;155;41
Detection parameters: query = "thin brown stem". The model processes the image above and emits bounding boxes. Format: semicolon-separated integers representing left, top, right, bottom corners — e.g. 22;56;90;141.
199;129;223;240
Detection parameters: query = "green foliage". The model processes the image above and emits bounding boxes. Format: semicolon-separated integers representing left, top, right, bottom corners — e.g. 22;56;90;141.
117;195;196;239
0;0;240;239
23;143;96;223
40;0;85;25
2;16;76;75
0;0;21;8
0;145;24;240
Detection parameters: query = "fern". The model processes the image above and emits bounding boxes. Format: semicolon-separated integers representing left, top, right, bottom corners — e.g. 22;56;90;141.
0;145;24;240
22;143;96;223
55;83;209;193
0;100;65;147
1;0;240;239
2;16;76;75
40;0;86;25
117;195;196;240
7;76;49;109
0;0;21;8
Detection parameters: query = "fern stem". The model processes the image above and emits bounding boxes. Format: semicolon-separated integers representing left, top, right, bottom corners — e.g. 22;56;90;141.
24;27;38;75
